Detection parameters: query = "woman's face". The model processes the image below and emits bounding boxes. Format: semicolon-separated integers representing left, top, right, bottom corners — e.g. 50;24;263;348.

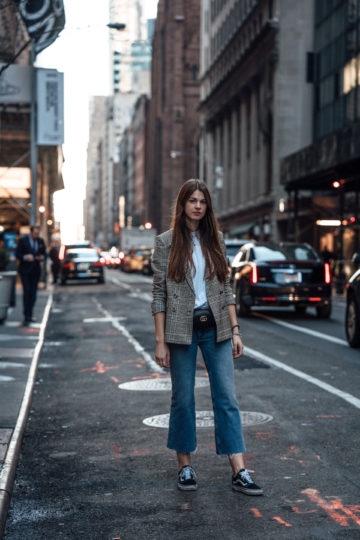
184;189;207;225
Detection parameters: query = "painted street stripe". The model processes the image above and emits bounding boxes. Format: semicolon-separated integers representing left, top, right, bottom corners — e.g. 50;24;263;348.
0;335;37;341
0;349;34;358
0;362;27;369
254;313;348;347
92;297;164;374
0;375;14;382
244;345;360;410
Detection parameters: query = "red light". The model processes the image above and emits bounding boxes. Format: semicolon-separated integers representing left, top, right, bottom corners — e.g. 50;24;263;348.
115;258;120;263
59;245;65;261
324;263;331;284
332;180;341;189
309;297;322;302
93;262;102;267
263;297;276;301
350;216;356;223
250;263;258;284
62;262;71;269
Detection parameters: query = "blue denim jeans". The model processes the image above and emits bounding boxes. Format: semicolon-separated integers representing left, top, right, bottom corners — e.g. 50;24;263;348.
167;327;246;455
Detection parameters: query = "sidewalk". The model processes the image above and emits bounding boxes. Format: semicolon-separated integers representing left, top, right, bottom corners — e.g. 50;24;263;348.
0;286;52;536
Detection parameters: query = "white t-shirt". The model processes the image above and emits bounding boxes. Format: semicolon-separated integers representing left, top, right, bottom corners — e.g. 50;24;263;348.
190;232;208;309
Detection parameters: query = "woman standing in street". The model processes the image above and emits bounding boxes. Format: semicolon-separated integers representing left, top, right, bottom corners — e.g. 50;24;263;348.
151;179;263;494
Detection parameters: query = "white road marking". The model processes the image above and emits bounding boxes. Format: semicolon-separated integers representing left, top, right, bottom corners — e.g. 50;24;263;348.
0;348;34;358
92;297;164;374
83;316;126;323
244;345;360;410
110;277;132;290
254;312;348;347
0;362;27;369
0;375;14;382
0;335;37;341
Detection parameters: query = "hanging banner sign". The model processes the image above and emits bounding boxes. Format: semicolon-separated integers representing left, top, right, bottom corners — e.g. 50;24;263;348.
15;0;65;54
0;64;31;103
37;68;64;145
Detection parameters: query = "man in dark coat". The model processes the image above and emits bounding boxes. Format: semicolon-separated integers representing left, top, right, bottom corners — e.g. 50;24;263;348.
16;224;46;325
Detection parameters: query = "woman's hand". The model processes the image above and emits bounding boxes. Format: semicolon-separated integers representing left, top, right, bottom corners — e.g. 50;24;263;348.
155;342;170;368
232;334;243;358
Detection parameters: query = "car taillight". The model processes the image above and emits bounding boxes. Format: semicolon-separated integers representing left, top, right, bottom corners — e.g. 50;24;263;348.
119;251;124;259
62;262;75;270
115;258;120;263
93;261;102;267
250;263;258;284
324;263;331;284
100;257;105;264
59;245;65;261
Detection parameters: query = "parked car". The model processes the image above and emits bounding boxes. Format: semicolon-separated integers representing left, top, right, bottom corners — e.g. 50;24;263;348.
141;248;154;275
58;241;92;262
100;251;121;269
122;246;152;272
224;238;248;265
60;248;104;285
345;253;360;347
231;242;332;318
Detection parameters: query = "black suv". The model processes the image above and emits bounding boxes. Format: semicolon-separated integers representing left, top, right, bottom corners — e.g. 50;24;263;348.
345;253;360;347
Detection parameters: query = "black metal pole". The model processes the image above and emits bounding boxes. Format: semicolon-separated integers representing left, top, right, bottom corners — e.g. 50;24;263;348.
30;40;37;225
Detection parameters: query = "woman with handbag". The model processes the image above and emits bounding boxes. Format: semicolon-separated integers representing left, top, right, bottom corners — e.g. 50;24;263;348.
151;179;263;495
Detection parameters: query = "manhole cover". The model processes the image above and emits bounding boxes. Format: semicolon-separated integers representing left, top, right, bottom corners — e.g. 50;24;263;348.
143;410;273;428
119;377;209;391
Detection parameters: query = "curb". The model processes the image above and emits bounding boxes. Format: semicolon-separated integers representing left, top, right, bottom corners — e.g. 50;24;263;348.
0;294;53;539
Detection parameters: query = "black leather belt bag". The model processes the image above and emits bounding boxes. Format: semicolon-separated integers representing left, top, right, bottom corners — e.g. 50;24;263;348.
193;307;215;330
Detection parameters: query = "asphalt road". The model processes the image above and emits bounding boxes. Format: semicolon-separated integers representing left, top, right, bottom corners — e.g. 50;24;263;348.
4;269;360;539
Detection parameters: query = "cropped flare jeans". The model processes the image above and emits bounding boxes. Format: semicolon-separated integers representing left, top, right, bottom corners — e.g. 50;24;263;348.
167;327;246;455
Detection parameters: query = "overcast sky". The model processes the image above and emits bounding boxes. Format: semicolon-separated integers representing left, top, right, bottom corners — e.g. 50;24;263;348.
38;0;158;243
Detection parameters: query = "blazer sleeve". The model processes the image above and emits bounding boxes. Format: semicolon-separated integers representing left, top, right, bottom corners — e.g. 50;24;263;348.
219;231;236;305
16;237;26;261
151;235;168;315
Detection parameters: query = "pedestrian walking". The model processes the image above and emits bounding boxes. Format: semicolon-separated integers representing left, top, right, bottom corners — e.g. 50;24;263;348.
16;224;46;325
151;179;263;494
49;242;61;284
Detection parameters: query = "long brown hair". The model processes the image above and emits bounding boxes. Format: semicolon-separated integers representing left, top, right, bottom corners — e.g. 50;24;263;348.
167;179;227;283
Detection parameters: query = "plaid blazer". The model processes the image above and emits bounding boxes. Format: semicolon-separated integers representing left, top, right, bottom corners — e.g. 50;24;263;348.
151;229;236;345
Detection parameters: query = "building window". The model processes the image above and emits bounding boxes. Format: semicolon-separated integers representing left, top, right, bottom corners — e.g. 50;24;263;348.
246;94;251;158
228;114;232;166
237;105;241;163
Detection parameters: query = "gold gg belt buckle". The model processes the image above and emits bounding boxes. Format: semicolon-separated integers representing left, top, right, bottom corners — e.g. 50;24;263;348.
200;315;208;322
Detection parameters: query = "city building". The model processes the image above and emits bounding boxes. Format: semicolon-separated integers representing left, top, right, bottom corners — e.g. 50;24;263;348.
281;0;360;272
0;1;64;243
146;0;201;233
84;96;107;244
84;0;155;247
199;0;314;242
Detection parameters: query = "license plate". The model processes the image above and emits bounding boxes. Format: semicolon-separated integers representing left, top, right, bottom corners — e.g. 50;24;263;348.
283;272;302;283
274;272;302;284
77;263;89;271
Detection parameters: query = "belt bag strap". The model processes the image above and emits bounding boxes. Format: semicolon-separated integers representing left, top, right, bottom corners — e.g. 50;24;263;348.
193;308;215;330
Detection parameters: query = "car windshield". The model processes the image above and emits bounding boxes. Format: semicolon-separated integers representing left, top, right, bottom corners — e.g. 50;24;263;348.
66;249;99;260
253;245;319;262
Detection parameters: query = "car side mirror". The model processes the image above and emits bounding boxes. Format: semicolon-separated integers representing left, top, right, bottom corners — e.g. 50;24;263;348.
352;252;360;265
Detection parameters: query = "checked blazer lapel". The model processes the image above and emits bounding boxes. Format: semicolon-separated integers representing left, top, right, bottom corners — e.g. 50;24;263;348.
185;265;195;295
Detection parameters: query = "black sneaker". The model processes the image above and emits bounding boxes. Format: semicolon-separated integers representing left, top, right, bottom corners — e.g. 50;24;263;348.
232;469;263;495
178;465;197;491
